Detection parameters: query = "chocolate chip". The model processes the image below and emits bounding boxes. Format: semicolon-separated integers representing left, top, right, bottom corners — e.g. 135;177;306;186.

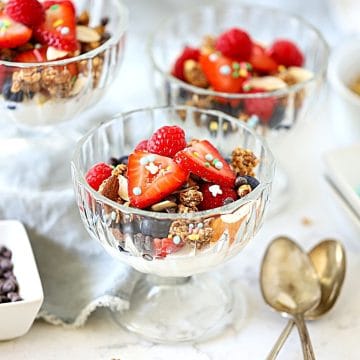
0;258;13;271
2;279;18;293
7;292;22;302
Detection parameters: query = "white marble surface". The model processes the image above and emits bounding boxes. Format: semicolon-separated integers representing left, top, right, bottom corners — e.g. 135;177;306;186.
1;0;360;359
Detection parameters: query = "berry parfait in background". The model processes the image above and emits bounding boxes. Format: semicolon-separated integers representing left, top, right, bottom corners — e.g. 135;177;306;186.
149;4;328;214
0;0;128;129
72;106;275;342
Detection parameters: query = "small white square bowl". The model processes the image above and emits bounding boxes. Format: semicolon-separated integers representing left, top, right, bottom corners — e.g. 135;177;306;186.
0;220;44;341
328;36;360;146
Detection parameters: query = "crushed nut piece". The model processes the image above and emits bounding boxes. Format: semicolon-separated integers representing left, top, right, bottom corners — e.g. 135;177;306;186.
184;59;209;88
112;164;127;177
231;147;259;177
177;204;197;213
237;184;252;198
201;35;216;55
179;188;203;208
99;175;119;202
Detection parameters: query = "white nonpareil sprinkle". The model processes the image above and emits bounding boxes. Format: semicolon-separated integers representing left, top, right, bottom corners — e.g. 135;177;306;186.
145;162;159;175
60;27;70;35
215;161;223;170
209;184;223;197
132;187;142;196
219;65;231;75
209;53;219;62
205;154;213;161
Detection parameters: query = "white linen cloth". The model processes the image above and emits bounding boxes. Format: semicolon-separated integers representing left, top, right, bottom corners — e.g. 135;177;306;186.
0;123;140;327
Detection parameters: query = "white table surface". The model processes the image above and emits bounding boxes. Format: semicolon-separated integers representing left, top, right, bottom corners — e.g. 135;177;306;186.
1;0;360;359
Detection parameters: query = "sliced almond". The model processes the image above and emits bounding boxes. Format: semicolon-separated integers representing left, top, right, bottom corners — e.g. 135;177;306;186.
69;76;85;96
118;175;129;202
246;76;287;91
46;46;68;61
287;67;314;83
151;200;177;212
76;25;101;43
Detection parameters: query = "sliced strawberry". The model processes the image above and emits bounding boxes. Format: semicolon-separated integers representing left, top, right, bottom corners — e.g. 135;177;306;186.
249;44;278;74
198;183;238;210
267;39;304;67
0;13;32;49
33;0;77;51
174;140;236;187
154;237;184;258
14;47;47;62
243;88;277;123
128;151;188;209
199;52;250;93
14;46;78;76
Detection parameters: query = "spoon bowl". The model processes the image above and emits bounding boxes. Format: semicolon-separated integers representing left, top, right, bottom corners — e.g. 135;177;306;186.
261;236;322;360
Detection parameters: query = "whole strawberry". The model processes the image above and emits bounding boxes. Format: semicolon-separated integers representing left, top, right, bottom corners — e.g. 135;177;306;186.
198;183;237;210
6;0;45;27
147;125;187;158
215;28;253;61
85;162;113;191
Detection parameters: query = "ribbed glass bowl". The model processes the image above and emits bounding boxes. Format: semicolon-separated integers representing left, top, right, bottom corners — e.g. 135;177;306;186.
149;3;328;136
0;0;128;128
71;106;274;343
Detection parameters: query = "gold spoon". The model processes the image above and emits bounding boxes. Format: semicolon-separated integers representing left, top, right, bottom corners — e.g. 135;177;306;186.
260;236;321;360
266;239;346;359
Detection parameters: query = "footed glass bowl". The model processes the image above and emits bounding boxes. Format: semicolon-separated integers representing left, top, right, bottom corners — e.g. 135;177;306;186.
0;0;128;128
71;106;275;342
149;4;328;214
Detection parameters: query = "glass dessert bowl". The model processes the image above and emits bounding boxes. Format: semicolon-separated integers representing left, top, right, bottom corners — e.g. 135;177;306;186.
0;0;128;128
149;4;328;214
71;106;274;342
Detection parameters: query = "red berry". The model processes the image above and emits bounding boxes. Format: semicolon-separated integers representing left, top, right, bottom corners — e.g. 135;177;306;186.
215;28;253;61
198;183;237;210
154;237;184;258
5;0;45;27
128;151;188;209
135;139;149;152
249;43;278;74
0;13;32;49
267;39;304;67
147;125;187;158
243;88;277;122
174;140;236;187
171;46;200;81
85;162;113;191
33;0;78;51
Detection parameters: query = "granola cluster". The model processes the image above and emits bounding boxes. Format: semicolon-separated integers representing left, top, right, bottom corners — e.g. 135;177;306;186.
231;147;259;177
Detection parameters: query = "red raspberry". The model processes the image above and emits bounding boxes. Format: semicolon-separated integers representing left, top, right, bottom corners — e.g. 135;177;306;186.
6;0;45;27
198;183;237;210
243;88;277;122
85;162;113;191
147;125;187;158
267;39;304;67
215;28;253;61
171;46;200;81
135;139;149;152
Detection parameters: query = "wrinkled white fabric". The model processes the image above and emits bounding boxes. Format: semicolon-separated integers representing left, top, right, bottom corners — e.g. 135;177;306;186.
0;124;140;326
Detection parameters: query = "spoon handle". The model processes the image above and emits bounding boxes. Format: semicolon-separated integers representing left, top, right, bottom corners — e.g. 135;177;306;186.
293;314;316;360
266;320;295;360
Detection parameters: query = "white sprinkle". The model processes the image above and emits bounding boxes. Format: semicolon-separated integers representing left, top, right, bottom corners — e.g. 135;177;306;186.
60;26;70;35
209;53;219;62
197;223;204;229
173;236;181;245
219;65;231;75
205;154;213;161
132;187;142;196
145;162;159;175
140;157;149;165
209;184;223;197
215;161;224;170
